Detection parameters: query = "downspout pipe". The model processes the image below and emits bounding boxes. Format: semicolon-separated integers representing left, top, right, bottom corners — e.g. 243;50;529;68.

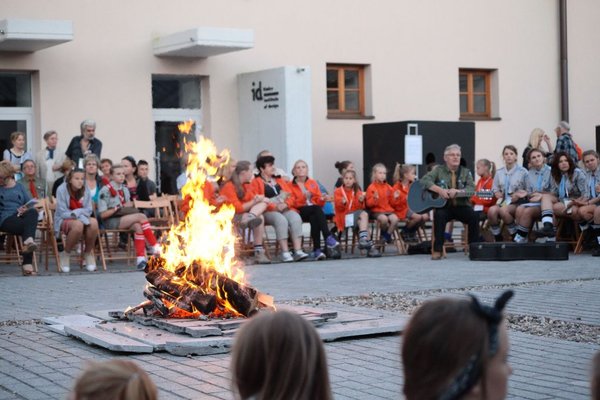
559;0;569;121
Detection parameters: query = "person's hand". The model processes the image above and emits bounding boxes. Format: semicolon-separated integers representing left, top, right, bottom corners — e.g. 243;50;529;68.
572;197;587;207
254;194;265;203
393;190;400;199
373;190;379;200
322;194;333;202
529;193;542;202
16;205;27;216
448;188;459;199
439;188;450;200
341;196;347;205
276;202;288;212
358;193;366;202
495;191;503;199
543;134;551;144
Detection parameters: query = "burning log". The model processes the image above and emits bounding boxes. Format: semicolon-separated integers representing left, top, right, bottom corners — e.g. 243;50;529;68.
146;269;217;315
145;262;261;317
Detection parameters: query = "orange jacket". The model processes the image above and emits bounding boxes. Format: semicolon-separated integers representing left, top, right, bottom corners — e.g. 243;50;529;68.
287;178;325;211
249;176;292;212
392;181;410;219
333;186;366;230
219;181;256;214
365;181;399;213
471;176;495;213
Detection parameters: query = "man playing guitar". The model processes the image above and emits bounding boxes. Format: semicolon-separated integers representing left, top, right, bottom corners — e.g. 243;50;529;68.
420;144;480;260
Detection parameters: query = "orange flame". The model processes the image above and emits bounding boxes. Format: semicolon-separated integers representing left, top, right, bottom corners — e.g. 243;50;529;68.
153;120;246;317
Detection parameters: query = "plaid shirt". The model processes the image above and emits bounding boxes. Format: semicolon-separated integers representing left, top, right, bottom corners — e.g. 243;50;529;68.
552;133;579;163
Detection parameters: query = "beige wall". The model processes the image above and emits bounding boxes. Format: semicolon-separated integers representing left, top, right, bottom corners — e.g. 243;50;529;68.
1;0;599;189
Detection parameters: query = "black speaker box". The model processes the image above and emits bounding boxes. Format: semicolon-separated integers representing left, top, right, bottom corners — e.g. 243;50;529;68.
362;121;475;188
469;242;569;261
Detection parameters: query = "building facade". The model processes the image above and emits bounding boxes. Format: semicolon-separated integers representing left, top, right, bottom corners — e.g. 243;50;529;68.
1;0;599;191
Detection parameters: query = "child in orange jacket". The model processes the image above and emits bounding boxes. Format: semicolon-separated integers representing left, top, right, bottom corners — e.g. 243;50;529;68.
471;159;496;217
392;163;430;243
288;160;340;260
334;170;380;257
366;163;400;243
220;161;270;264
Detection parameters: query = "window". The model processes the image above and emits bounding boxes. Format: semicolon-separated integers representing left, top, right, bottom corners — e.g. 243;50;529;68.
152;75;201;109
459;69;492;119
327;64;366;116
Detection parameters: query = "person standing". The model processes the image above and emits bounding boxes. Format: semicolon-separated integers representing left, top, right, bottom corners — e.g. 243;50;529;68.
2;131;33;181
420;144;480;260
35;130;66;195
550;121;579;164
65;119;103;169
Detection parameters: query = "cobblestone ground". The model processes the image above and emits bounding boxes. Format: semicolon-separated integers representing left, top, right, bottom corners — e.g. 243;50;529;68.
0;251;598;399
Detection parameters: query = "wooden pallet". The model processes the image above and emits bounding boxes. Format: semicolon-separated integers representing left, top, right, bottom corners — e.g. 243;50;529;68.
43;304;407;356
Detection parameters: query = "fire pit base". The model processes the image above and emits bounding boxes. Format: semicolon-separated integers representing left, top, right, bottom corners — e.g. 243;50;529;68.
42;304;407;356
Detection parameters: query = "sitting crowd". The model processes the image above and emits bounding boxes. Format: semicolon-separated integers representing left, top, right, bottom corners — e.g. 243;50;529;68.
2;119;599;275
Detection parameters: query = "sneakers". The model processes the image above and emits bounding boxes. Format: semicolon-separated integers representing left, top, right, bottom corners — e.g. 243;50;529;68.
367;247;381;257
358;237;371;250
84;253;97;272
325;235;341;259
254;251;271;264
400;230;418;243
22;237;37;254
239;214;262;230
381;231;393;244
293;249;309;261
136;259;148;271
535;223;556;238
513;234;528;244
59;251;71;273
280;251;294;263
312;249;326;261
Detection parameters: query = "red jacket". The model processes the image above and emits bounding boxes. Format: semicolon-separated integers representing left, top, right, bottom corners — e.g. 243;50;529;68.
287;178;325;211
366;181;399;213
392;181;410;219
219;181;256;214
471;176;495;213
333;186;365;230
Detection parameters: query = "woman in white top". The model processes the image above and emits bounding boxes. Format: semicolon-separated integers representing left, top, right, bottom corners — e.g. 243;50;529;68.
35;130;66;195
2;131;33;182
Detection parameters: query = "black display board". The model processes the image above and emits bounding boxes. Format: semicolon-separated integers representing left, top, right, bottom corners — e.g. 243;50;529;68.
362;120;476;188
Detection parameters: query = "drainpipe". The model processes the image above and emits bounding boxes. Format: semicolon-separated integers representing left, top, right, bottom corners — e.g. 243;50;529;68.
559;0;569;121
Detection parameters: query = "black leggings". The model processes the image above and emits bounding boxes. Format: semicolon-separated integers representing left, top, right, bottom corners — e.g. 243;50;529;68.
0;208;38;264
299;205;330;250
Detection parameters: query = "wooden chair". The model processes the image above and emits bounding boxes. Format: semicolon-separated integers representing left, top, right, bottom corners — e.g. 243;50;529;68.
0;233;38;273
133;198;175;240
38;198;61;272
555;218;581;251
369;219;407;255
161;194;182;224
43;198;107;271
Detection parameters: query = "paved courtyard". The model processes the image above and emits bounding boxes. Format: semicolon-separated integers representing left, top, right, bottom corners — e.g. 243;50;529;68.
0;251;598;399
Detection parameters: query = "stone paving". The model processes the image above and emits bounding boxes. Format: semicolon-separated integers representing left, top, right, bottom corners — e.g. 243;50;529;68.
0;251;598;399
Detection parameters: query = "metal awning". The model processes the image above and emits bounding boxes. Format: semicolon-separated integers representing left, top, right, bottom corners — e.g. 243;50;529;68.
153;27;254;58
0;19;73;52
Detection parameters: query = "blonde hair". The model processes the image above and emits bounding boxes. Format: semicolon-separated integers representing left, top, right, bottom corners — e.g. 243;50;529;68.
393;163;415;183
10;131;25;145
370;163;387;183
528;128;545;149
71;360;157;400
0;160;16;178
231;311;332;400
292;159;309;177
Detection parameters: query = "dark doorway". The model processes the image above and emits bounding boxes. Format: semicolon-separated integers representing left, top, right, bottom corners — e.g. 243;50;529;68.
154;121;197;195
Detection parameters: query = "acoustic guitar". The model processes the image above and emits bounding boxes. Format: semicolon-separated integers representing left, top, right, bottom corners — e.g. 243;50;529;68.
407;181;494;213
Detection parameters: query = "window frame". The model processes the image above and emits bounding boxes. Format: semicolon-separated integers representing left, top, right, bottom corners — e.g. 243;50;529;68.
326;64;366;117
459;69;492;119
